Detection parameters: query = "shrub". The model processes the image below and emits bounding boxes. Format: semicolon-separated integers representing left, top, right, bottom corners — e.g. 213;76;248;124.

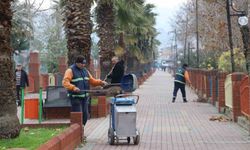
218;48;246;72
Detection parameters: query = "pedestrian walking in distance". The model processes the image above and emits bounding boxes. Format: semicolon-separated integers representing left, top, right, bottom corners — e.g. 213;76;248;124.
172;64;191;103
15;64;29;106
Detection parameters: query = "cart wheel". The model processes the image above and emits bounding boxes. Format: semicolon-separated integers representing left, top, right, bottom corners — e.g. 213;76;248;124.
108;128;115;145
116;137;119;143
133;135;140;145
127;137;130;144
133;131;140;145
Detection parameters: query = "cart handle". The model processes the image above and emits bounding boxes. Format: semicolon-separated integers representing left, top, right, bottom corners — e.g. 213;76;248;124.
115;94;139;104
79;89;105;93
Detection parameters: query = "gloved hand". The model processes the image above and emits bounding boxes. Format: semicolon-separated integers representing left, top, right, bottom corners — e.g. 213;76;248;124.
73;87;80;92
102;81;108;86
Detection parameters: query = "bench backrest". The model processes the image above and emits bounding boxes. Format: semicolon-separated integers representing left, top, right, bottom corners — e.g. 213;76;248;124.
44;86;71;107
46;86;67;100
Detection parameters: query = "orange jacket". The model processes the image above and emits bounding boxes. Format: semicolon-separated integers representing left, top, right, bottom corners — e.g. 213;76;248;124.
184;71;191;84
62;68;103;91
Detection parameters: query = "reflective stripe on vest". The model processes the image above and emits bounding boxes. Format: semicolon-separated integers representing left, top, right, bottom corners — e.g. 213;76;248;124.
174;80;185;84
71;93;89;98
176;73;184;77
72;78;84;82
71;77;89;83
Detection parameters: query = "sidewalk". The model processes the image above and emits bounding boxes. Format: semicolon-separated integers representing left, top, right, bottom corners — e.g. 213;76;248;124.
78;70;250;150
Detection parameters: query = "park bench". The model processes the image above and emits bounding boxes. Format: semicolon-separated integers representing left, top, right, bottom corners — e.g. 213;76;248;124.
43;86;71;119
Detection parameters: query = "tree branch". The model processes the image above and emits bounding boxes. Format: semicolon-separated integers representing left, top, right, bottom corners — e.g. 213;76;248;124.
34;0;45;14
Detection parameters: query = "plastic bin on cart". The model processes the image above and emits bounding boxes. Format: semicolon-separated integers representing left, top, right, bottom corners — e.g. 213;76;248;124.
110;97;136;131
24;98;39;119
108;95;140;145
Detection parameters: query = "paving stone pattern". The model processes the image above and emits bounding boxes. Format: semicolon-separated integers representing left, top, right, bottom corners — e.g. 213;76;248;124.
79;71;250;150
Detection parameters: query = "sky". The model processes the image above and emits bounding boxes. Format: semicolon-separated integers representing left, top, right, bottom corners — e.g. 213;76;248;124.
146;0;187;50
20;0;187;50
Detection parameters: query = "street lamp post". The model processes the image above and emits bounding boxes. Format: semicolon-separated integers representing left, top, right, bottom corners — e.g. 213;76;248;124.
226;0;248;72
168;30;178;69
174;29;178;68
187;42;195;66
196;0;199;68
226;0;235;72
188;42;190;65
227;0;250;135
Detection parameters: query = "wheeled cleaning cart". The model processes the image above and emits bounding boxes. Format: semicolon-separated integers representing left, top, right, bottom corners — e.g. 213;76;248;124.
78;73;140;145
108;94;140;145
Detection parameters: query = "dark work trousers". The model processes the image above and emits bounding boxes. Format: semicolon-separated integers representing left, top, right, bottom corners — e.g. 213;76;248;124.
70;97;89;125
16;85;24;106
16;85;21;101
88;97;92;118
172;82;186;102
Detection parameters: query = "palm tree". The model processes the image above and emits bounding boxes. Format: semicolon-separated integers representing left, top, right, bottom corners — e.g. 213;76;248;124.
63;0;94;66
96;0;116;79
95;0;145;77
95;0;158;77
116;2;158;73
115;0;144;63
0;0;21;139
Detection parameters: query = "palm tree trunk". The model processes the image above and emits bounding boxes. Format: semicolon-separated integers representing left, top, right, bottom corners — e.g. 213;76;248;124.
0;0;21;139
240;25;250;74
96;2;115;79
64;0;92;66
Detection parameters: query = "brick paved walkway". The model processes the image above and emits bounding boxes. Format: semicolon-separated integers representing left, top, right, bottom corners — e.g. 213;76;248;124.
78;70;250;150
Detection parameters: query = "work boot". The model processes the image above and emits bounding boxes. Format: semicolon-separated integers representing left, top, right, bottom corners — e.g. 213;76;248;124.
82;126;87;142
83;136;87;140
16;100;21;106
